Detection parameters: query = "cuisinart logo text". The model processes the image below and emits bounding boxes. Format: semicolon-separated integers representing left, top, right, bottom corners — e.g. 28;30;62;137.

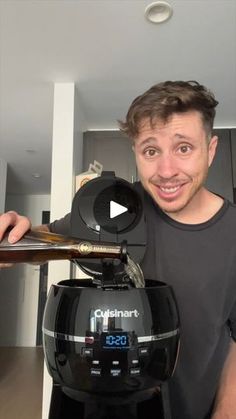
94;309;140;318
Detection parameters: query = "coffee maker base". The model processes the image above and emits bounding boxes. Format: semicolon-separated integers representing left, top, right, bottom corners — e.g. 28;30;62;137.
48;383;170;419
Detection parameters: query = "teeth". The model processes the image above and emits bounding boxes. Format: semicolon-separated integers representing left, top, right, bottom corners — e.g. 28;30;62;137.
160;186;180;193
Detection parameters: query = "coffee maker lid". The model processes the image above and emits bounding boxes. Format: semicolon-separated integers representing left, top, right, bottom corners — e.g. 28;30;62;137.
70;172;146;276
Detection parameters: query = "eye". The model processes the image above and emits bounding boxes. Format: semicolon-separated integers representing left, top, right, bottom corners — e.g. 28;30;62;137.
143;148;158;158
177;144;192;155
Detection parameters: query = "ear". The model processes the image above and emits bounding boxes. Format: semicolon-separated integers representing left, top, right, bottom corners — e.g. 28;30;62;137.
208;135;218;167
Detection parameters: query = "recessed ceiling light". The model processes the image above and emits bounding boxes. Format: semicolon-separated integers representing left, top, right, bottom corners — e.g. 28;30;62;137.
145;1;173;24
32;173;41;179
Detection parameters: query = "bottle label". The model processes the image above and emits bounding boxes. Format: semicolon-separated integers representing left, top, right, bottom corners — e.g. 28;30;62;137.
78;241;93;255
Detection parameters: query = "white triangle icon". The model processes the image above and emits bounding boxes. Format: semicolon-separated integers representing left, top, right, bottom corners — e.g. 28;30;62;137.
110;201;128;219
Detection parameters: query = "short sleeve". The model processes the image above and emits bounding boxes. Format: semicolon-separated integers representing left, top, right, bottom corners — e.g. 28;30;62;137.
48;213;71;236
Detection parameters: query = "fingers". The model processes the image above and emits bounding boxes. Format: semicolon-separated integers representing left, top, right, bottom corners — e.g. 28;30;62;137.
0;211;17;241
0;263;13;268
0;211;31;243
8;213;31;243
0;211;31;269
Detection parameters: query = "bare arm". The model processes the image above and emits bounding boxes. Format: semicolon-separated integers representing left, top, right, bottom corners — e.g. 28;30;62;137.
211;341;236;418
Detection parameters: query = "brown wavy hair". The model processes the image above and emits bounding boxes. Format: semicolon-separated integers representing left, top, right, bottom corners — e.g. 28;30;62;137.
119;81;218;139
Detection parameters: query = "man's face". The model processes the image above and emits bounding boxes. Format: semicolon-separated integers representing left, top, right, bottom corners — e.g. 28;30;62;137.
133;111;218;217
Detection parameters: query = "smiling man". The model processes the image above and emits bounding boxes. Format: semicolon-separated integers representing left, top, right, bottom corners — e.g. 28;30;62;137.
118;81;236;419
0;81;236;419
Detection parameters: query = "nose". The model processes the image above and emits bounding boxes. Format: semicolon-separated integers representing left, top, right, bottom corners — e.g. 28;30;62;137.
156;153;179;180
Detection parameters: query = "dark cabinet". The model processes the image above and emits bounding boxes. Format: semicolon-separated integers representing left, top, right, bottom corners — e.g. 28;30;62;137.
83;131;137;183
206;129;233;202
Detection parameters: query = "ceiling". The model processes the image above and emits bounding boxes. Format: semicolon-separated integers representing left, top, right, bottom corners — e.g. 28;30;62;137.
0;0;236;195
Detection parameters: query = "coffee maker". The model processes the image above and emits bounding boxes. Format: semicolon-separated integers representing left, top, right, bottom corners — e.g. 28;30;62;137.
42;172;180;419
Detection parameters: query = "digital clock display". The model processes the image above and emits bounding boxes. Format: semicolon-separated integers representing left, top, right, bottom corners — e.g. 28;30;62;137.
102;332;130;349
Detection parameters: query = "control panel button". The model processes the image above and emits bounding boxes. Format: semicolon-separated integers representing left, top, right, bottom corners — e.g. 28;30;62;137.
85;336;94;344
110;369;121;377
139;347;148;356
82;347;93;357
130;367;141;376
90;368;101;377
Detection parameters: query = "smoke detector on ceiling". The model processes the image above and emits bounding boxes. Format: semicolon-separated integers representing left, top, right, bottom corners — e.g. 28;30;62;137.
145;1;173;23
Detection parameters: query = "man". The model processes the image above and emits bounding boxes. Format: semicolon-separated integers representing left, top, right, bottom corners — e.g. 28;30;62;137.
0;81;236;419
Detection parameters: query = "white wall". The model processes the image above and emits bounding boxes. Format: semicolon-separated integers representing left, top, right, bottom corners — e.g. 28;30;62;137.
6;194;50;225
0;194;50;346
42;83;85;419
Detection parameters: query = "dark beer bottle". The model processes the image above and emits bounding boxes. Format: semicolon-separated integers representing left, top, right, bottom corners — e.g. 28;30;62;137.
0;230;127;264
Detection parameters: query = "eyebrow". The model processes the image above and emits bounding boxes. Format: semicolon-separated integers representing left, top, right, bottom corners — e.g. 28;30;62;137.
136;133;193;147
135;137;157;147
174;133;193;141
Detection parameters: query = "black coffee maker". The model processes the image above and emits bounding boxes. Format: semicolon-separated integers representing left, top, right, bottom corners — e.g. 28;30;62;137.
42;173;180;419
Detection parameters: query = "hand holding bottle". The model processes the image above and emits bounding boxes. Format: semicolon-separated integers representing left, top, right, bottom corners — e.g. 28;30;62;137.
0;211;31;267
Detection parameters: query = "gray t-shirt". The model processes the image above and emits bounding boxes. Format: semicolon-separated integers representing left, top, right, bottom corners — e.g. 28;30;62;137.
49;184;236;419
139;187;236;419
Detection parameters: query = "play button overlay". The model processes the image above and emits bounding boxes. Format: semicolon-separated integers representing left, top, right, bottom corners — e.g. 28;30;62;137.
73;174;143;234
110;201;128;219
93;182;142;234
70;172;146;276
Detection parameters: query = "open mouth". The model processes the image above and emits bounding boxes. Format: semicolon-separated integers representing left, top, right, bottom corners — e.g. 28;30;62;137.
159;185;181;194
153;183;186;201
